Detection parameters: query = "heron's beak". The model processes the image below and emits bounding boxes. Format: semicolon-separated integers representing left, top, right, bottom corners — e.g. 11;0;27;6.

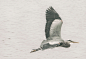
72;41;79;43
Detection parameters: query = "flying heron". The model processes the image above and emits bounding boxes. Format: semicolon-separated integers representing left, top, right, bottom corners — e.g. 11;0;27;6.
30;6;78;53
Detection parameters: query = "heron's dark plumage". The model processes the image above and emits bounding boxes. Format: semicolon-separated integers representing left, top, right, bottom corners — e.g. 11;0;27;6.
45;6;61;38
60;42;70;48
41;43;59;50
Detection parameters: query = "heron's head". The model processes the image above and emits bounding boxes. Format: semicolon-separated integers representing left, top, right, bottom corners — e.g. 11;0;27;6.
67;40;79;43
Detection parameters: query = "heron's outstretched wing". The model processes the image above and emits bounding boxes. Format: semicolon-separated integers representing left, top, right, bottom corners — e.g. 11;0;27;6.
45;6;63;40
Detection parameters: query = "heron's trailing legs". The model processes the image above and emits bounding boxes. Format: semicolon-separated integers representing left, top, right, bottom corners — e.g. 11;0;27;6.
30;48;41;53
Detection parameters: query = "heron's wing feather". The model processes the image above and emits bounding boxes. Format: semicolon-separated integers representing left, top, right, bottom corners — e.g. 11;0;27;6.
49;19;63;40
45;6;62;40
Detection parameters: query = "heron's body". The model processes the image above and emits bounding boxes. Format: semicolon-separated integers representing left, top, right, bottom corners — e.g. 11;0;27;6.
40;19;64;50
30;7;78;53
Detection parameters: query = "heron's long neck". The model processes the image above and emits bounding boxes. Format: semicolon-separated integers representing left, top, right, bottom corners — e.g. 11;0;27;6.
60;41;70;48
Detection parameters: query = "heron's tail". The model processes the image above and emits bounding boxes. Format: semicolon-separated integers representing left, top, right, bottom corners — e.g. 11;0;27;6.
30;48;41;53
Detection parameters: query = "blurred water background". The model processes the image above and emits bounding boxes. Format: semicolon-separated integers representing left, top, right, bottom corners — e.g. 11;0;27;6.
0;0;86;59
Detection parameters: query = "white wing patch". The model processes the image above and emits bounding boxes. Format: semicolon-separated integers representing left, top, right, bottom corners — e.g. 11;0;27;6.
50;19;63;39
49;41;60;45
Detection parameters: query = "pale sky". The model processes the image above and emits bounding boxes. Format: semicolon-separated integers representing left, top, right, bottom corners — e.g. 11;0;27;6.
0;0;86;59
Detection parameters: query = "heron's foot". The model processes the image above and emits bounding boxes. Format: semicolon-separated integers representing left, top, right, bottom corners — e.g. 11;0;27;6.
30;48;41;53
30;50;36;53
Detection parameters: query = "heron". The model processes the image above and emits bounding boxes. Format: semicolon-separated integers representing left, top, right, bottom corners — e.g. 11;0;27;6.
30;6;78;53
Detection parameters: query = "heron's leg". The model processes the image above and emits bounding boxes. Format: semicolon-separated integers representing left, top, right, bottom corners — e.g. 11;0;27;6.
30;48;41;53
